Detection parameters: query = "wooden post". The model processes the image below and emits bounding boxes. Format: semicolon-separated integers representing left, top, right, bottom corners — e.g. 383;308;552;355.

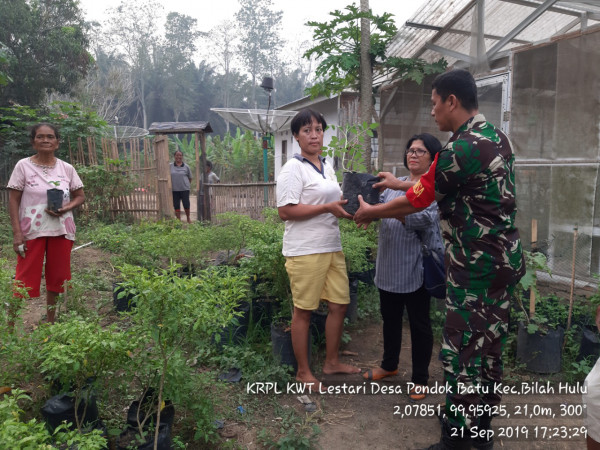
195;131;200;193
564;225;578;348
529;219;537;317
199;132;210;221
154;135;173;218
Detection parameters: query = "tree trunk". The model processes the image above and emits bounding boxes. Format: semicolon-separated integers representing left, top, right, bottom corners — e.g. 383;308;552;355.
360;0;373;173
140;77;148;130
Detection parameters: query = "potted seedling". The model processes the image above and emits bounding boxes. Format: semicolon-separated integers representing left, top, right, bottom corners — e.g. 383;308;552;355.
324;121;381;215
117;263;247;449
47;180;64;213
35;315;134;433
514;251;564;373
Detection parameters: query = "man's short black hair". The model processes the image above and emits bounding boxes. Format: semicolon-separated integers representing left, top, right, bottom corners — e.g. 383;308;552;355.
403;133;442;170
432;69;479;111
206;160;213;170
290;108;327;136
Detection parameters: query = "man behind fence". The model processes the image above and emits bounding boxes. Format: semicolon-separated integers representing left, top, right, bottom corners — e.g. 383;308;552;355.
354;68;525;450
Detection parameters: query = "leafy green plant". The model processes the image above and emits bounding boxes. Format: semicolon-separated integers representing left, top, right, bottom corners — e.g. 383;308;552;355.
118;263;249;447
76;159;136;224
0;102;107;160
0;44;12;87
0;389;106;449
257;404;321;450
206;343;291;386
564;356;596;383
206;129;265;182
0;208;14;249
0;258;30;331
357;281;380;320
514;250;553;333
304;4;447;99
324;121;379;174
239;210;292;320
34;315;134;431
89;221;175;269
339;219;378;274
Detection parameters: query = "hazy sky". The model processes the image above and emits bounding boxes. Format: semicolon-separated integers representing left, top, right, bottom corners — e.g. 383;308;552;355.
80;0;426;43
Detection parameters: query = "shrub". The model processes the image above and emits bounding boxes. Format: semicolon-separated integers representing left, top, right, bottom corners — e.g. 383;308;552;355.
0;389;106;449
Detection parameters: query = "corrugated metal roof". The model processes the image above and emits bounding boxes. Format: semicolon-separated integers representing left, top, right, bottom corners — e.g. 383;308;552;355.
387;0;600;66
148;121;213;134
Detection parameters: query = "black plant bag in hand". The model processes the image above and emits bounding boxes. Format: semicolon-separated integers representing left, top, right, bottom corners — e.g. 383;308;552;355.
416;230;446;299
341;172;381;215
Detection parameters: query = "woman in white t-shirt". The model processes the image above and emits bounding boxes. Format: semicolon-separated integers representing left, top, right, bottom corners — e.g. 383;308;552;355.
276;108;361;389
8;123;85;324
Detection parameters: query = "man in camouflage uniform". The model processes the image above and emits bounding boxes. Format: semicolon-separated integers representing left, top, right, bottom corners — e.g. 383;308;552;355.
354;68;525;449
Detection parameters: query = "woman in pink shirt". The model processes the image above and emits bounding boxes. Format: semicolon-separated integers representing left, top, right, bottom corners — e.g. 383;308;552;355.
8;123;85;324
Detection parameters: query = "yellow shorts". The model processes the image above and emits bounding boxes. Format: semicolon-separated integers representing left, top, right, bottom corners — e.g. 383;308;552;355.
285;251;350;310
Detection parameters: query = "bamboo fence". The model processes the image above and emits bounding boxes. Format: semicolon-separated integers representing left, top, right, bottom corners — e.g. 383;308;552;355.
209;183;276;220
100;136;161;220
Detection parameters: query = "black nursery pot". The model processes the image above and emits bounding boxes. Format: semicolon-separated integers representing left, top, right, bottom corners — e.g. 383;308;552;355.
41;390;99;432
516;321;564;373
113;282;136;312
270;322;311;372
47;188;64;213
578;327;600;362
341;172;380;215
127;397;175;430
215;301;251;346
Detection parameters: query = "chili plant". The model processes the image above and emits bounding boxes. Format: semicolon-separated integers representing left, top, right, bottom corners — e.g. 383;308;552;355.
0;389;106;449
34;315;135;432
117;263;249;448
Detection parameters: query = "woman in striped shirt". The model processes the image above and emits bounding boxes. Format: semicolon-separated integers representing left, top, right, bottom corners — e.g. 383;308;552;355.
363;133;442;402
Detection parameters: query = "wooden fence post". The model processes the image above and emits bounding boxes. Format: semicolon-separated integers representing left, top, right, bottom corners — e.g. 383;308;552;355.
200;132;210;222
154;135;173;218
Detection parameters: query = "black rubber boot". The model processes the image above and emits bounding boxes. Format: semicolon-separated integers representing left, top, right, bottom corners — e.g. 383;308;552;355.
423;419;472;450
472;412;494;450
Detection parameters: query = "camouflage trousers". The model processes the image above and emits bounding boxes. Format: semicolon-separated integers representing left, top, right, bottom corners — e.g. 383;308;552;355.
441;284;515;430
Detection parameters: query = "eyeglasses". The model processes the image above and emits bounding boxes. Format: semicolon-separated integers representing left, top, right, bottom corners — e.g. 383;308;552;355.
405;148;428;157
34;134;57;140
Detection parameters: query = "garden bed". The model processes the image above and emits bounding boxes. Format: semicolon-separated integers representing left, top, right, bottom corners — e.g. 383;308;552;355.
0;214;595;449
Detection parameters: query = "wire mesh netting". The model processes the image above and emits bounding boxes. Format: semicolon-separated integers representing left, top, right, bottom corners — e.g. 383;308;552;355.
104;126;149;142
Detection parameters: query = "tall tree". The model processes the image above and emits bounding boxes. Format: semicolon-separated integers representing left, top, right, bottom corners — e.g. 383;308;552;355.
235;0;283;106
71;49;136;123
271;66;308;108
104;0;163;129
162;12;202;122
304;4;446;172
206;20;240;133
0;43;12;87
0;0;92;107
304;5;446;99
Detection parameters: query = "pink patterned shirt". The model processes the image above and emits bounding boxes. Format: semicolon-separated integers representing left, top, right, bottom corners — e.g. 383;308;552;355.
7;157;84;241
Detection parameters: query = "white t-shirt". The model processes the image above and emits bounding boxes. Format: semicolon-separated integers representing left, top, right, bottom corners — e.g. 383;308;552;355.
276;155;342;257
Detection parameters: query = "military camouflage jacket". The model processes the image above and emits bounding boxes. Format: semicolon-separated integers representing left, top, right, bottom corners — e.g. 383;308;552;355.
434;114;525;291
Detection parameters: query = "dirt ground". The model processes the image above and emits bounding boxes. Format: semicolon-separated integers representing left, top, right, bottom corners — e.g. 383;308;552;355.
19;246;590;450
302;322;588;450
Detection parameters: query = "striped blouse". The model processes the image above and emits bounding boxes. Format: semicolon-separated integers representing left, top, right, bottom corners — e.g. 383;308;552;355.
374;177;443;294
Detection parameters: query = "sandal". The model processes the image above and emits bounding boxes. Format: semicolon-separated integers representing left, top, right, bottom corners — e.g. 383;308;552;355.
363;368;399;381
409;384;428;401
